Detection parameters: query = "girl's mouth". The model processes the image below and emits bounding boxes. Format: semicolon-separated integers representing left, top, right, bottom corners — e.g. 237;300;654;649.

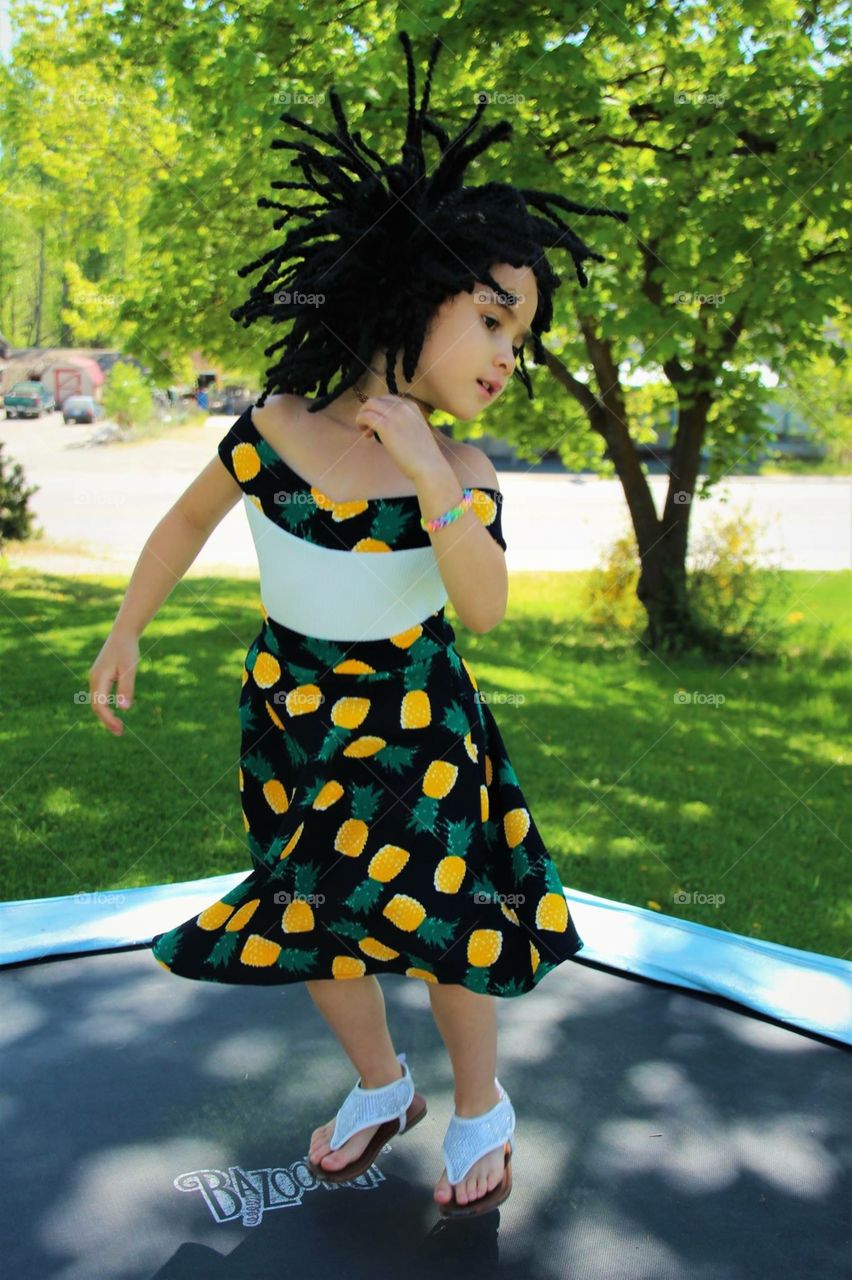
476;378;497;400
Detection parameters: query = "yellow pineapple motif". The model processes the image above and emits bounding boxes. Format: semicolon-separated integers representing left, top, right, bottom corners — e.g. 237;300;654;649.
434;856;465;893
241;666;249;687
406;967;438;983
353;537;392;552
332;955;368;978
484;753;493;787
390;624;423;649
334;784;380;857
331;498;370;522
401;688;431;729
461;656;479;690
263;778;289;813
359;937;400;960
240;934;281;966
423;760;458;798
464;731;478;762
231;441;261;482
530;942;541;974
480;783;489;821
504;807;530;848
468;928;503;967
368;844;410;881
535;892;568;931
331;696;371;729
470;489;499;534
342;735;386;757
280;821;305;859
434;817;473;893
285;683;323;715
242;810;250;832
282;898;314;932
313;779;344;809
253;652;281;689
333;659;376;675
239;766;244;792
500;902;520;926
197;901;235;931
265;698;286;730
226;899;260;931
383;894;427;931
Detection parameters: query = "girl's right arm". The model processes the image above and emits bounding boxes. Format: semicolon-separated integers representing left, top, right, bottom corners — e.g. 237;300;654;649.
88;455;241;736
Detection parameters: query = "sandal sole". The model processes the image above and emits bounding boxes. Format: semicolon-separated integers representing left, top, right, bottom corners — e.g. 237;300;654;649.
307;1090;428;1183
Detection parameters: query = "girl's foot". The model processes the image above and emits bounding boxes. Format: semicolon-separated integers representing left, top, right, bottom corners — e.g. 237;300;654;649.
433;1145;507;1208
308;1115;384;1173
433;1084;506;1208
308;1059;406;1174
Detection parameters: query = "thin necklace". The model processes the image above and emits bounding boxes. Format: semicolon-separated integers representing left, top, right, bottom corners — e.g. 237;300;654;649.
352;377;433;417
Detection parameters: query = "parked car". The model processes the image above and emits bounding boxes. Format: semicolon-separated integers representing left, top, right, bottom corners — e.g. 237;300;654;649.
222;385;257;415
3;380;54;418
62;395;101;424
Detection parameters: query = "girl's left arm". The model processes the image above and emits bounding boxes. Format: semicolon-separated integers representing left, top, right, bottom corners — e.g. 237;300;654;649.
414;451;508;634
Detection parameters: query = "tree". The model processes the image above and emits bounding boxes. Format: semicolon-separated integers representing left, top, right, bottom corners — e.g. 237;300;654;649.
5;1;849;655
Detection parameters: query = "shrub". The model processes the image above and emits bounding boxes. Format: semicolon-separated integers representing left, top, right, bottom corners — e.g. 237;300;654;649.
0;442;39;551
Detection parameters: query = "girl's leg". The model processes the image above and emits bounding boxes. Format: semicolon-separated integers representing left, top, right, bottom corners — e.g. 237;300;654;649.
427;982;505;1207
305;974;404;1172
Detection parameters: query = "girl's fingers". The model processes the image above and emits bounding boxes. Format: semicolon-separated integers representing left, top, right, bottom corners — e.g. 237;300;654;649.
90;668;123;734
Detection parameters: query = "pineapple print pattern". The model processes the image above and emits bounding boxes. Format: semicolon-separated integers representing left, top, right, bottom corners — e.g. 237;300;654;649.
150;409;583;996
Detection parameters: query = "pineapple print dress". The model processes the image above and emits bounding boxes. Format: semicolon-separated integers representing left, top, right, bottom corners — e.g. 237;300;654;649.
150;406;584;996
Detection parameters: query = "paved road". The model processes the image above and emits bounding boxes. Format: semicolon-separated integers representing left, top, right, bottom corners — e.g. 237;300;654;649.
1;413;849;576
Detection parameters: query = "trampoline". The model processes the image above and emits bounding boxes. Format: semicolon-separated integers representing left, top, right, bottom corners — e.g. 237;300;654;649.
2;881;849;1279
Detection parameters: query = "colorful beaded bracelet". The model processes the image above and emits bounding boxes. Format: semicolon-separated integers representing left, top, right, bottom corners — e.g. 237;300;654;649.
420;489;474;532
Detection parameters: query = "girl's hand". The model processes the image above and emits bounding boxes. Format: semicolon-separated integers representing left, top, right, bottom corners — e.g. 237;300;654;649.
88;631;140;736
355;395;444;483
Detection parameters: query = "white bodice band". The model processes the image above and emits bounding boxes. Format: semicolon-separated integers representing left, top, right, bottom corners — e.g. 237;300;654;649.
242;494;448;640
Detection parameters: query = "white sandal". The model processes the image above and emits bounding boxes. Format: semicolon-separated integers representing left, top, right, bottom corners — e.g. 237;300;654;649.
438;1077;515;1217
307;1051;428;1183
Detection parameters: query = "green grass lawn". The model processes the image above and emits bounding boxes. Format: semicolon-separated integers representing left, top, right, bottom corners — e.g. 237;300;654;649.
0;566;848;959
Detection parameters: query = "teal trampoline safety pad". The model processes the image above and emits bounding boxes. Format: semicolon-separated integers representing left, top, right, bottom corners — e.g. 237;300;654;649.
1;878;849;1046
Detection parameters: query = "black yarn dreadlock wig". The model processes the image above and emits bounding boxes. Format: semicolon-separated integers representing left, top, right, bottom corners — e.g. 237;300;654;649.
231;30;629;413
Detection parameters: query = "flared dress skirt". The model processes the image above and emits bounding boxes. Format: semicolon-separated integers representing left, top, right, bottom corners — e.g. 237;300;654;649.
150;408;584;996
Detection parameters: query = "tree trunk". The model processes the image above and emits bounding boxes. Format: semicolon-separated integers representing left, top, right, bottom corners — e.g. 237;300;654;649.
636;396;735;658
545;340;736;660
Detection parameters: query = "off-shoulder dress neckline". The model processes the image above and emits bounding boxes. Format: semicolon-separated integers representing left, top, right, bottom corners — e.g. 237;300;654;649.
243;406;499;505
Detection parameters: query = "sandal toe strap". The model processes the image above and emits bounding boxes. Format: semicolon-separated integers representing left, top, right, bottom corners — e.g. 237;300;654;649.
442;1080;516;1186
329;1051;415;1151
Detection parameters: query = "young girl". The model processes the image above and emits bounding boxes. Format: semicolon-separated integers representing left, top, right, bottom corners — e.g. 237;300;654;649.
88;31;627;1219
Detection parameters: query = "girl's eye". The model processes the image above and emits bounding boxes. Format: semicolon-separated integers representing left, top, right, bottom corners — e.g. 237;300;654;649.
483;314;524;359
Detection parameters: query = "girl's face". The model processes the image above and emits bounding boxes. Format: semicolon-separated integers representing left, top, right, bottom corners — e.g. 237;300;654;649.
410;262;539;422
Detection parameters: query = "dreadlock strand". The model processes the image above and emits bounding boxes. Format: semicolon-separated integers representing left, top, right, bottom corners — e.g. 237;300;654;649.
232;29;629;410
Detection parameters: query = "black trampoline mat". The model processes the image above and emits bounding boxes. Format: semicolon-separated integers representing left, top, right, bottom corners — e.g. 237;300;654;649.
2;947;849;1279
